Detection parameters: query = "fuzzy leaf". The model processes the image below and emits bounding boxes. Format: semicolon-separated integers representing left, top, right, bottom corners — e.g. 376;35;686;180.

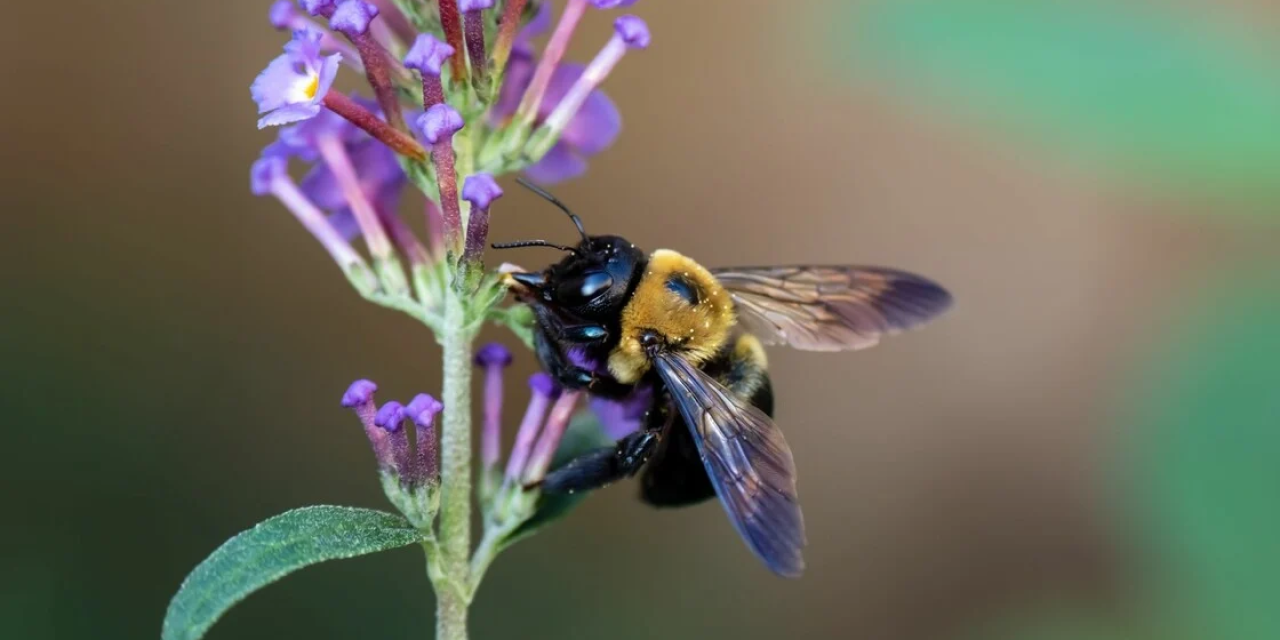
162;506;421;640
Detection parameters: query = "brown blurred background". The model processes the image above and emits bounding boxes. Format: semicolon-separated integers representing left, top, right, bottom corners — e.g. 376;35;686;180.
3;1;1279;639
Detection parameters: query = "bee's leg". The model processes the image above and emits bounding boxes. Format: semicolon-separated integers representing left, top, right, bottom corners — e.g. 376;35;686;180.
532;320;632;397
537;430;661;494
559;324;608;344
534;324;595;391
527;301;610;345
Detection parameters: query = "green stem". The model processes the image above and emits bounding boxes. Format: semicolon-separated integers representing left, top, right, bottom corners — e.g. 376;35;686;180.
436;291;473;640
467;522;511;597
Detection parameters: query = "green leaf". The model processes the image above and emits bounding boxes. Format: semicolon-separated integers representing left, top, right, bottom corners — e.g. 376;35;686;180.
493;303;536;351
1125;275;1280;639
503;411;613;547
827;0;1280;205
162;506;421;640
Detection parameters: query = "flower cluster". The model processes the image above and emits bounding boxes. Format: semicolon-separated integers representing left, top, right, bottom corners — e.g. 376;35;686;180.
341;379;443;525
241;2;655;635
250;0;651;314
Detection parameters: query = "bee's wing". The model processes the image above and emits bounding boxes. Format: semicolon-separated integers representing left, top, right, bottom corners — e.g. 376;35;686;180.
653;352;806;577
711;266;952;352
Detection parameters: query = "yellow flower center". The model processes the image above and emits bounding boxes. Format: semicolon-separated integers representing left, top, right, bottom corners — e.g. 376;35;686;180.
304;72;320;100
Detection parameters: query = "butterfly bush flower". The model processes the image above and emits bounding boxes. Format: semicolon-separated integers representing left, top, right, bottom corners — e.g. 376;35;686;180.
173;3;653;639
252;28;342;128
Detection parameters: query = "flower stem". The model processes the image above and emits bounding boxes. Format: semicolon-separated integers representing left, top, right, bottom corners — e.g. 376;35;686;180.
436;290;473;640
322;92;427;161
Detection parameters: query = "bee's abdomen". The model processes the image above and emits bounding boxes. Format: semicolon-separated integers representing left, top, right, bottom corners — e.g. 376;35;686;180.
704;333;772;415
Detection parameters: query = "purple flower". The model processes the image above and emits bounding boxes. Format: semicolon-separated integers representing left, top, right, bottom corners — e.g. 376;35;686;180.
406;394;444;427
342;379;399;474
589;385;652;440
474;343;514;470
406;393;443;486
250;153;288;196
504;373;561;480
461;174;504;212
418;104;465;145
274;108;356;162
300;138;406;238
590;0;640;8
251;27;342;128
342;379;379;407
374;401;407;432
404;34;455;77
493;55;620;184
269;0;299;29
262;95;408;244
514;2;551;50
301;0;338;17
329;0;379;37
612;15;651;49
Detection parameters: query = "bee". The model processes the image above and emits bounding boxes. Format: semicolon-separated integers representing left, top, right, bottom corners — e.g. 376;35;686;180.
495;179;952;577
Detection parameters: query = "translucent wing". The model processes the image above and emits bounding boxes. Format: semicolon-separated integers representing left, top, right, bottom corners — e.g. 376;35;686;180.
653;352;806;577
711;266;952;351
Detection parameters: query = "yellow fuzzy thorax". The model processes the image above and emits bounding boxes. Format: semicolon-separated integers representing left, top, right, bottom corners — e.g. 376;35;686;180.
608;249;736;384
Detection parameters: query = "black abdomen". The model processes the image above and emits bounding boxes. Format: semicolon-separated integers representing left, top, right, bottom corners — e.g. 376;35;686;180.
639;334;773;507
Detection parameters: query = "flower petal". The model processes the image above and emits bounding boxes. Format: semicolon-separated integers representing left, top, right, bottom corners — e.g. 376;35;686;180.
327;209;361;241
258;103;323;128
558;86;620;155
589;386;652;440
315;53;343;99
523;142;587;184
251;54;307;115
539;63;620;155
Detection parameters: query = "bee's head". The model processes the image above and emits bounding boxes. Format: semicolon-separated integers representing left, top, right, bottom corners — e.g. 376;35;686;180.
492;181;645;320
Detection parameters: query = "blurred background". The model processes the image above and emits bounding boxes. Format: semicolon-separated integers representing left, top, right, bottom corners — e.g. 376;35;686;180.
3;0;1279;639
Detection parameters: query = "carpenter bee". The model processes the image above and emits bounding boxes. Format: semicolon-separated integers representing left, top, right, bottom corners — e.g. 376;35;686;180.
495;179;952;577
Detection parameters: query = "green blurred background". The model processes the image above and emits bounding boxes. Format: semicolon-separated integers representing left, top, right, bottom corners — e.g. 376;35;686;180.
3;1;1279;639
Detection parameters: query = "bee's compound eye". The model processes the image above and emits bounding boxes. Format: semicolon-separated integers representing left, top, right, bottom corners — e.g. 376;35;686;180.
578;271;613;299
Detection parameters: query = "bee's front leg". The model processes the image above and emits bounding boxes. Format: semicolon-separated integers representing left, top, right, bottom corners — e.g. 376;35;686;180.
536;430;661;494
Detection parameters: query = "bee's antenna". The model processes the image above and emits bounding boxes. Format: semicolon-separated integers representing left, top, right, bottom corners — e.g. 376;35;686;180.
491;239;580;254
516;177;590;245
